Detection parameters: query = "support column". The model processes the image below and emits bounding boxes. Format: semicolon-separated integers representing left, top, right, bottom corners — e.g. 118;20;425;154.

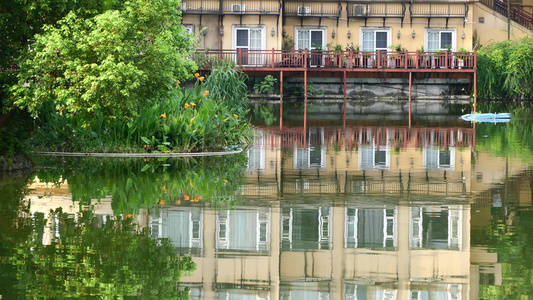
473;72;477;113
304;101;307;147
343;71;347;99
280;71;283;130
304;70;308;101
304;50;308;101
409;72;412;128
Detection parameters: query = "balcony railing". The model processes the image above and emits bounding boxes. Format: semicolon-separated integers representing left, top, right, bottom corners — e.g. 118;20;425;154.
479;0;533;30
180;0;281;15
409;2;469;26
347;2;406;19
284;1;342;18
194;49;476;71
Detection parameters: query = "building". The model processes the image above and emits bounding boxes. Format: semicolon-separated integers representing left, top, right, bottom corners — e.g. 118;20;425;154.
180;0;532;101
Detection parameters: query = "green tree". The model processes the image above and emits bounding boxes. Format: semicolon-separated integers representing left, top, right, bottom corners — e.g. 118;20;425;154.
10;0;197;121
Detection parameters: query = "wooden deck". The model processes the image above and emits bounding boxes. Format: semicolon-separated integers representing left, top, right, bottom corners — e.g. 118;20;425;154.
194;49;478;109
195;49;476;73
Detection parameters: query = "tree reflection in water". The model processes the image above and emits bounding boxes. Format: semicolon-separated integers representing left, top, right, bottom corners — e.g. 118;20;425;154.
2;206;195;299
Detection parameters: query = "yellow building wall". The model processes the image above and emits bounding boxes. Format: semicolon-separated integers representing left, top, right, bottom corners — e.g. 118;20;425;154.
473;2;532;45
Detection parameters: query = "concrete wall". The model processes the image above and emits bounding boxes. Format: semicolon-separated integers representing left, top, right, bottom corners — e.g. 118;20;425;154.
273;76;472;100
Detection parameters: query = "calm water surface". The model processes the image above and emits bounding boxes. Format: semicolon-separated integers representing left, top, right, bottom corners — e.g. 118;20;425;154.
1;102;533;299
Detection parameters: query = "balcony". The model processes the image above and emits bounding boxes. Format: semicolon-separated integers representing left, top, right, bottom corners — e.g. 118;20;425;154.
409;2;469;27
284;1;342;22
194;49;476;73
180;0;281;15
479;0;533;30
347;2;406;27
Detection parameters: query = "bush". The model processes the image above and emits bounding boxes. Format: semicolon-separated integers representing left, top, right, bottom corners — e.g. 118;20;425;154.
478;36;533;100
30;70;254;153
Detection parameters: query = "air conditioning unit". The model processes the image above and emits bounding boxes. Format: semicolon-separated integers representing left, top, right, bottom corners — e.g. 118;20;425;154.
179;3;187;11
231;4;245;13
297;6;311;16
353;4;368;16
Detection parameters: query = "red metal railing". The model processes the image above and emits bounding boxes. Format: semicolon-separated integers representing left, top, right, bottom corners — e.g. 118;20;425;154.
194;49;476;71
479;0;533;30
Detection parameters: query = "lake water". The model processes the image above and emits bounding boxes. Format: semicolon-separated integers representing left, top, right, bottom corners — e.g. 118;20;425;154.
1;101;533;299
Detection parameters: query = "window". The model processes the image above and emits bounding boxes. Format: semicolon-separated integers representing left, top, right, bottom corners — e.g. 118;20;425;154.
423;147;455;170
426;29;456;51
281;207;331;250
216;208;271;252
152;208;203;253
293;128;326;170
409;206;463;250
345;207;397;249
358;144;391;170
183;24;194;34
295;28;325;50
233;26;265;65
247;132;266;172
360;28;391;51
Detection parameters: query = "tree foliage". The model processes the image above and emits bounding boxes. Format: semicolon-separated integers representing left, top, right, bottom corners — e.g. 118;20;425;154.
477;36;533;100
10;0;197;120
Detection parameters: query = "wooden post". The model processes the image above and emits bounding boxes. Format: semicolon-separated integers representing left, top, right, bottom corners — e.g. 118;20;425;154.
272;48;275;68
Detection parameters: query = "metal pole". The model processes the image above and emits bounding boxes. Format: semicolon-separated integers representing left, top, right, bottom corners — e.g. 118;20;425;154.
508;0;511;40
474;72;477;113
409;72;412;128
280;71;283;130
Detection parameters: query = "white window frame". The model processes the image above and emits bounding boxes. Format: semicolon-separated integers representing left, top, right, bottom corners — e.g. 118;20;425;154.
232;25;266;66
294;27;327;50
425;28;457;52
359;27;392;52
183;24;194;34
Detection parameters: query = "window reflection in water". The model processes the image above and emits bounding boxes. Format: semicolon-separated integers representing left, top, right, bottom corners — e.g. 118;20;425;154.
410;206;462;250
345;207;398;250
281;207;331;250
217;208;271;252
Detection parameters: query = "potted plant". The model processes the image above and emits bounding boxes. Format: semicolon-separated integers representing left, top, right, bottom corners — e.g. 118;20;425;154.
326;43;342;67
311;43;323;67
345;43;359;68
417;46;427;68
389;44;405;68
456;47;468;69
434;49;445;68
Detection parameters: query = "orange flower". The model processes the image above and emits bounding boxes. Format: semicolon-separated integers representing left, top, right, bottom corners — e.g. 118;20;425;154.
184;195;190;201
194;73;199;78
190;102;196;107
160;113;166;118
184;103;190;109
199;76;204;82
176;200;181;205
160;200;165;205
203;91;209;96
233;114;238;117
176;80;181;85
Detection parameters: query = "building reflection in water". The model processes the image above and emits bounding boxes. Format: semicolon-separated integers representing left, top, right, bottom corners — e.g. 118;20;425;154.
174;125;478;300
27;123;521;299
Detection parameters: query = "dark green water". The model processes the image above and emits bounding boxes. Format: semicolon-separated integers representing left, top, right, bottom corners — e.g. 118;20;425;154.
2;101;533;299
